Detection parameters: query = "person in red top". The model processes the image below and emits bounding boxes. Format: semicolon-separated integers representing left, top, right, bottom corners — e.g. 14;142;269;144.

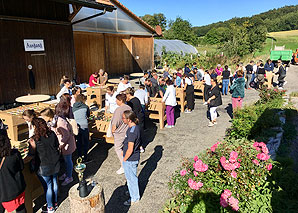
89;72;99;87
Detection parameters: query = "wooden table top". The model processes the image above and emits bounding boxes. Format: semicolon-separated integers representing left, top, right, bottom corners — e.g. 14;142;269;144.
16;94;51;103
108;79;121;84
130;73;144;77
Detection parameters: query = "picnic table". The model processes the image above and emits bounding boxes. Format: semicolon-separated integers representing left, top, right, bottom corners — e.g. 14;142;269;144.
108;78;121;84
16;94;50;103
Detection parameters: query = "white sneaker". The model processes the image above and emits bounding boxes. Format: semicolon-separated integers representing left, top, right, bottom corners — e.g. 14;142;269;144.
185;110;192;114
165;124;172;128
59;173;66;181
61;177;73;186
213;121;217;125
283;81;287;86
116;167;124;175
203;102;208;105
140;147;145;153
208;122;214;127
170;125;175;128
124;198;139;206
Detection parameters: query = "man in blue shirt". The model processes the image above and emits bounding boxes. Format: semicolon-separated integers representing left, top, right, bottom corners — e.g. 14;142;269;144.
264;59;274;72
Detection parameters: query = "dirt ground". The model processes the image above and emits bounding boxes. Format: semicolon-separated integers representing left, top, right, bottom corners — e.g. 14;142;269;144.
36;66;298;213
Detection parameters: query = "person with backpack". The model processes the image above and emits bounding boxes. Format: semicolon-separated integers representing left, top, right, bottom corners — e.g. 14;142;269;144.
230;70;245;111
0;121;26;213
29;118;60;212
73;94;90;162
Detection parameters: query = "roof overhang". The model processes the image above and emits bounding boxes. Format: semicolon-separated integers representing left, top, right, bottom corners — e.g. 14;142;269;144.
50;0;116;12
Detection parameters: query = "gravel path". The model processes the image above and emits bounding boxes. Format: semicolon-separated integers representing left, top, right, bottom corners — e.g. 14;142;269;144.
47;81;260;213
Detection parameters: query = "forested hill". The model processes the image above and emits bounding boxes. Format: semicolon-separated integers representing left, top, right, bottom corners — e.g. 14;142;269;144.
193;5;298;37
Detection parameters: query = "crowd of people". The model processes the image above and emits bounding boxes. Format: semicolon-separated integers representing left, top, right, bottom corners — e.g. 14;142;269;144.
0;59;288;212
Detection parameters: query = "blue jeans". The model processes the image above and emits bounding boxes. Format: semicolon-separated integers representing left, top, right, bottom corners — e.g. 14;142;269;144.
63;154;73;178
222;79;229;95
39;174;58;208
123;160;140;202
76;128;89;159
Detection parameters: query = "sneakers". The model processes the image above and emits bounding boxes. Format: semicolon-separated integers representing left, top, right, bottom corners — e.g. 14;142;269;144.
61;177;73;186
185;110;192;113
203;102;208;105
213;121;217;125
59;173;66;181
165;124;172;128
208;122;214;127
140;147;145;153
42;206;55;213
116;167;124;175
284;81;287;86
124;198;139;206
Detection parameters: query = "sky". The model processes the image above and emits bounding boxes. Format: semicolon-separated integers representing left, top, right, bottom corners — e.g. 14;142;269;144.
119;0;298;27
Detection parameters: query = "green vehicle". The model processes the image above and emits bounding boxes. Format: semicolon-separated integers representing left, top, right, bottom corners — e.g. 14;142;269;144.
270;48;292;67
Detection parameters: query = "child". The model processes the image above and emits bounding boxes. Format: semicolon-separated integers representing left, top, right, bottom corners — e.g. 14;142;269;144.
162;80;177;128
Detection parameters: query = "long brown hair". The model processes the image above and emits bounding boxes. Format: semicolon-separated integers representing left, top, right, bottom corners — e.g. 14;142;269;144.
56;93;72;118
22;109;37;119
31;118;51;141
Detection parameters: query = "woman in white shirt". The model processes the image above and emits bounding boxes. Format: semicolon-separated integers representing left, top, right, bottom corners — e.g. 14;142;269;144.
105;86;118;113
162;79;177;128
116;75;132;94
183;74;195;113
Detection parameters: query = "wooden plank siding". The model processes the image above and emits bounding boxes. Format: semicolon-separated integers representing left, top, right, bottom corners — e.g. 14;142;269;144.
0;20;75;104
73;31;154;82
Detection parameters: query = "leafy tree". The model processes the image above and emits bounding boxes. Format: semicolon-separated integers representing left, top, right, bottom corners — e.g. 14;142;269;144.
163;17;198;46
204;27;229;44
141;13;167;31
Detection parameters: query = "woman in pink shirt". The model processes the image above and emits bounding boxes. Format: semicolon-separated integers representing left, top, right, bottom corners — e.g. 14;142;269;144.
89;72;99;87
215;64;223;76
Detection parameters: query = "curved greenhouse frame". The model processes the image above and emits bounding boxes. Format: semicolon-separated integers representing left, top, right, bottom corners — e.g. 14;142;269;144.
154;39;198;56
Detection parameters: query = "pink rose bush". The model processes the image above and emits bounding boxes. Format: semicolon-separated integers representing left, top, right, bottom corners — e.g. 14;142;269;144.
166;139;273;212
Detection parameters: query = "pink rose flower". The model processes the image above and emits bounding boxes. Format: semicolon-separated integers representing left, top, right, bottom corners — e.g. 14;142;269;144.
266;163;272;171
194;155;199;162
211;142;221;152
229;151;238;163
188;178;203;190
252;159;260;165
259;142;266;149
193;171;198;176
238;159;242;162
231;171;237;178
180;169;187;176
262;146;269;154
220;197;229;208
253;142;259;148
228;196;239;211
257;153;270;161
193;159;208;172
223;189;232;197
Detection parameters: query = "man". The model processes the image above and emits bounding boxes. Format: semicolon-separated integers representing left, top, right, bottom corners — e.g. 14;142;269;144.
134;85;149;109
275;60;287;89
56;79;72;101
197;67;205;81
264;59;274;72
150;72;158;87
158;78;166;98
144;79;158;97
245;61;254;89
98;69;108;85
140;72;149;85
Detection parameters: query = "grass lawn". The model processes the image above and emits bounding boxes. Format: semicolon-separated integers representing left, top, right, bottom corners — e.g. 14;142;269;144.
255;30;298;58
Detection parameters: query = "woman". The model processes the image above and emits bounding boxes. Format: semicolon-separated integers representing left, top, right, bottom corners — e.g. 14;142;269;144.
183;74;195;113
59;75;69;89
54;103;76;186
111;94;131;174
22;109;37;138
162;79;177;128
207;77;222;127
125;88;145;153
173;73;181;88
40;108;56;129
57;93;74;119
0;127;26;213
210;69;218;79
29;118;60;212
105;86;118;114
73;94;90;162
117;75;132;93
71;86;81;107
221;65;230;95
230;70;245;112
215;64;223;76
89;72;99;87
122;110;141;206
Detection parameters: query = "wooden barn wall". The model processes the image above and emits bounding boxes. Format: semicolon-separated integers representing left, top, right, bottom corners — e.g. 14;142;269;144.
73;32;153;82
0;20;74;104
73;32;106;83
131;36;154;73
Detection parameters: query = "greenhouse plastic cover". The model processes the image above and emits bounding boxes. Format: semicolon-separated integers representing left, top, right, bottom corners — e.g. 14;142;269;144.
72;5;152;36
154;39;198;56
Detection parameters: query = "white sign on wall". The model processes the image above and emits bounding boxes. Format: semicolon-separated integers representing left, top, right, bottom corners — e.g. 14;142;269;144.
24;39;45;52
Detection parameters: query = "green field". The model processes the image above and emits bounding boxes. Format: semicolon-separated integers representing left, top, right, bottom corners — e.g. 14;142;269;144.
255;30;298;57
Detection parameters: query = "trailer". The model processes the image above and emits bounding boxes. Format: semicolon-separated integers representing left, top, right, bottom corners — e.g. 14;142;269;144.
270;46;292;67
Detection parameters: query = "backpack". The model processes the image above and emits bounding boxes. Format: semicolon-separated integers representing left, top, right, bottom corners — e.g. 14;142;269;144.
66;118;79;136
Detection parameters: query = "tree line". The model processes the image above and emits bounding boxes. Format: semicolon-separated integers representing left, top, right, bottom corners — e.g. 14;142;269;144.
140;5;298;57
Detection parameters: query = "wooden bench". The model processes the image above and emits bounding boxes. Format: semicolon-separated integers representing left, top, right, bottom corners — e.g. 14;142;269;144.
193;81;205;100
176;88;187;112
89;112;114;144
86;87;106;108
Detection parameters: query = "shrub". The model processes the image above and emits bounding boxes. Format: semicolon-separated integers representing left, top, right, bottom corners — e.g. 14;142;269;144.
163;139;273;212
